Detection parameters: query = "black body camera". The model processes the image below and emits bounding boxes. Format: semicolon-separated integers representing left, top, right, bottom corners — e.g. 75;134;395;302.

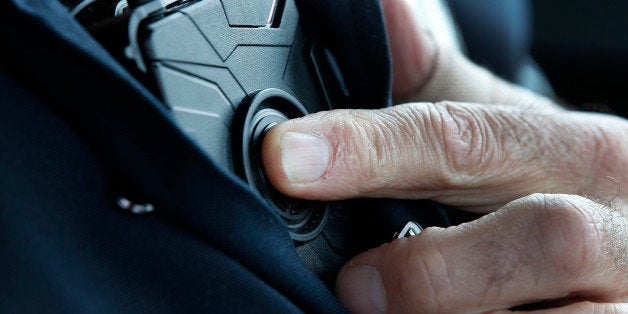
78;0;436;283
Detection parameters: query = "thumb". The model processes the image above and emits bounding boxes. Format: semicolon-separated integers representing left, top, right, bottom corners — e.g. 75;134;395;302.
260;105;441;201
334;194;628;313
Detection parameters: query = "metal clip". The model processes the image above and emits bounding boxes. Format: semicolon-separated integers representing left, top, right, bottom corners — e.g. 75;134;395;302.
117;197;155;215
126;0;179;72
393;221;423;240
114;0;129;16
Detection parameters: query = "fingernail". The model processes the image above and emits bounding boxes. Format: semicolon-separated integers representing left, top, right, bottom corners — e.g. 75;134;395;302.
337;266;387;314
280;132;331;184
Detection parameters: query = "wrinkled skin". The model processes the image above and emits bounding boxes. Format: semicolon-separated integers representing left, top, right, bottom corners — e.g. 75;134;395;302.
262;0;628;312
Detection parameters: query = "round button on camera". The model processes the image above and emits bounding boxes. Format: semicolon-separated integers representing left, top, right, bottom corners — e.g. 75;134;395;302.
233;89;329;243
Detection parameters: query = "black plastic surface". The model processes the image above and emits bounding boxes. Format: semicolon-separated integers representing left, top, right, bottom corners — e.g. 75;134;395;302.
133;0;369;280
143;0;330;169
82;0;446;285
233;89;330;243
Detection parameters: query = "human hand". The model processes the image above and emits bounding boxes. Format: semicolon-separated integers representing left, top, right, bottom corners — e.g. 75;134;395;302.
261;105;628;313
261;0;628;312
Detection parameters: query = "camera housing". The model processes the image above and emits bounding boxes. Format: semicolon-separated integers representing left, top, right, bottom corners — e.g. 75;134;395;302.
112;0;368;281
82;0;446;285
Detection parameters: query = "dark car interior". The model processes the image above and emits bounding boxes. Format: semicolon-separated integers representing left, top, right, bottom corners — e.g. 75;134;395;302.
449;0;627;118
532;0;628;118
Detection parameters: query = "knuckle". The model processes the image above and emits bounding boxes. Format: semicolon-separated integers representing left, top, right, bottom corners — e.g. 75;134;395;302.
324;110;381;184
531;194;607;279
333;107;426;193
430;102;502;187
358;111;398;184
587;116;628;196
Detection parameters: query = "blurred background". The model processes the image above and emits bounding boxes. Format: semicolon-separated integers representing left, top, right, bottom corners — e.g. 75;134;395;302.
531;0;628;117
444;0;627;117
